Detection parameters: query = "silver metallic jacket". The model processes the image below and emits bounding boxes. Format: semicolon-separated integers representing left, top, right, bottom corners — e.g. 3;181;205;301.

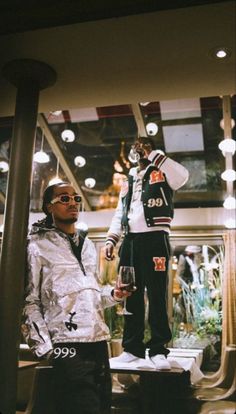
22;222;117;358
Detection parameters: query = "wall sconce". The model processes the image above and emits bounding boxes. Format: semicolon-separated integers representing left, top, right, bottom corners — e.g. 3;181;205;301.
220;118;235;129
223;196;236;210
224;218;236;229
221;169;236;182
0;159;9;173
220;96;235;228
218;138;235;156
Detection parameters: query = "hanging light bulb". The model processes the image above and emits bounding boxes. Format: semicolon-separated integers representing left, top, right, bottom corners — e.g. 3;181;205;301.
146;122;158;136
33;129;50;164
49;176;63;186
221;169;236;182
61;129;75;142
218;138;236;156
74;156;86;167
85;178;96;188
75;202;88;232
223;196;236;210
34;151;50;163
49;157;63;186
0;159;9;172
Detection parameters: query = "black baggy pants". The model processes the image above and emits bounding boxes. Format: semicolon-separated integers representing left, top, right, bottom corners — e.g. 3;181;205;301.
51;341;111;414
119;231;172;358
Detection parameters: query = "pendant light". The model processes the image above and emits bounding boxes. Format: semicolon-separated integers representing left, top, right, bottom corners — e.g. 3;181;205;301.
74;156;86;167
49;157;63;186
85;177;96;188
61;128;75;142
76;201;88;232
33;129;50;163
146;122;158;136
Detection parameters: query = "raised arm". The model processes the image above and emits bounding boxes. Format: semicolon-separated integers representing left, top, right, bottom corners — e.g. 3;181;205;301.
148;150;189;190
105;188;124;260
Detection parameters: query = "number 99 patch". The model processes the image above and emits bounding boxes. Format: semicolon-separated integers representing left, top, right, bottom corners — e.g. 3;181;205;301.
147;198;163;207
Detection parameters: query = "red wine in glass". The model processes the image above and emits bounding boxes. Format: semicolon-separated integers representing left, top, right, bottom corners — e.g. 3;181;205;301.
118;266;136;315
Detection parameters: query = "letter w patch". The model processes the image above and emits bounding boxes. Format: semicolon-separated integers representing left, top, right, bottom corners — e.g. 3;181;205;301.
153;257;166;271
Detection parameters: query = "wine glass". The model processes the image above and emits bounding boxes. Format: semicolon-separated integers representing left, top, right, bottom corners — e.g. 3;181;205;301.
117;266;136;315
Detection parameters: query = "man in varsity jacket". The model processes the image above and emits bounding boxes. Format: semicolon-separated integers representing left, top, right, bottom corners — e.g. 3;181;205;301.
105;137;189;370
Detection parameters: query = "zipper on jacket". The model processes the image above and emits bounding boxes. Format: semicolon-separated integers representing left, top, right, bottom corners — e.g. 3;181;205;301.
160;187;168;206
67;235;87;276
78;260;86;276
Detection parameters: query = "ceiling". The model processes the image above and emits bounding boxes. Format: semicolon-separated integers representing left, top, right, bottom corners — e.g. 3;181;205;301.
0;1;235;213
0;0;231;36
0;1;235;116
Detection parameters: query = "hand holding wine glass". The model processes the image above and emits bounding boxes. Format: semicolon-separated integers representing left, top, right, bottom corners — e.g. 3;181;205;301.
117;266;136;315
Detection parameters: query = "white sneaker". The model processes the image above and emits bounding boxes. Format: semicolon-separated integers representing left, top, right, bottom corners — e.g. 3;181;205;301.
151;354;171;370
110;351;139;363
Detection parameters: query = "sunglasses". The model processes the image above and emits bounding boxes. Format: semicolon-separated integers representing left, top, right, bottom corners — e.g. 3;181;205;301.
50;194;82;205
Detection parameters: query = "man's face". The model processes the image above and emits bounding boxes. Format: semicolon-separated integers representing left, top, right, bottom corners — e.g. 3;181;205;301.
47;184;80;225
134;139;153;159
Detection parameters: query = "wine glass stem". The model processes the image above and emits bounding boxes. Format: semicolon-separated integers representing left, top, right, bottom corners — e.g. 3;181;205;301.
123;297;127;313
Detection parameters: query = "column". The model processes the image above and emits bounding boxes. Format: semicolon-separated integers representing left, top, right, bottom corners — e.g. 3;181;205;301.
0;59;56;414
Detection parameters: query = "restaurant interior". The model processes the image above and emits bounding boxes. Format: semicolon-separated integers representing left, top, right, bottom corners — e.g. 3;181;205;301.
0;1;235;413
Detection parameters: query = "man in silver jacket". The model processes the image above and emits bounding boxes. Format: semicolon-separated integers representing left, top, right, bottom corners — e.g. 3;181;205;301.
22;182;128;414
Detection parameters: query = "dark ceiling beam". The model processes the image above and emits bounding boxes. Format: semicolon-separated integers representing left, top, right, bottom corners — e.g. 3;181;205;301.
0;0;230;35
37;113;92;211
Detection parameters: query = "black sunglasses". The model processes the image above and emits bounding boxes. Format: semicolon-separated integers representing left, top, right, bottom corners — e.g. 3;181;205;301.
50;194;82;205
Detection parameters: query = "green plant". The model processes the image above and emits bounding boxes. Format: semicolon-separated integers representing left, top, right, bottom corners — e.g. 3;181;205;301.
104;306;124;339
173;244;224;350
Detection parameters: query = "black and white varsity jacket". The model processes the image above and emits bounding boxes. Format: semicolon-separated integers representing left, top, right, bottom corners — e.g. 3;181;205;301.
106;151;189;247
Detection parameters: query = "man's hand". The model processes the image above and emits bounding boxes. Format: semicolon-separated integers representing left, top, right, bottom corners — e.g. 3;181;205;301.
105;242;115;261
134;140;152;158
112;278;137;301
112;286;132;300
